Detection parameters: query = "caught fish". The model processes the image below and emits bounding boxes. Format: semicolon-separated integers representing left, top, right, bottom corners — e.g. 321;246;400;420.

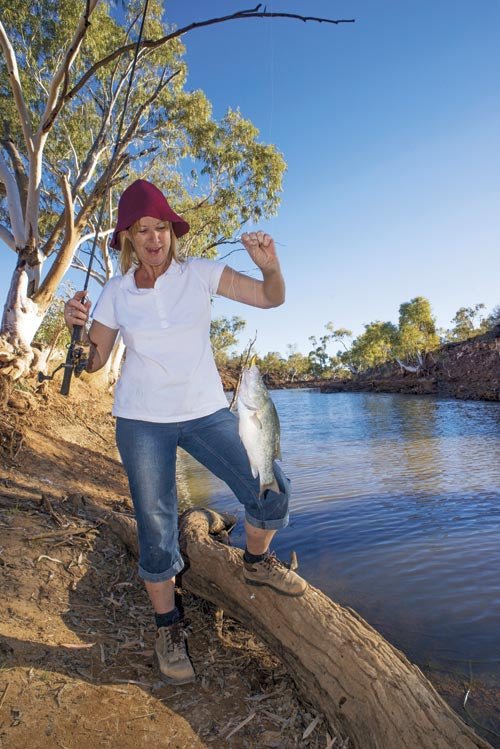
237;359;281;495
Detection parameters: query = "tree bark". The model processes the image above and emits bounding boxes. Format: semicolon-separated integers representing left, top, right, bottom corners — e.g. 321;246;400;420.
70;498;492;749
0;262;43;379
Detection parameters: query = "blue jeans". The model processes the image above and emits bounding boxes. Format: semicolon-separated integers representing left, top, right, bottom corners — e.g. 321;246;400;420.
115;408;290;582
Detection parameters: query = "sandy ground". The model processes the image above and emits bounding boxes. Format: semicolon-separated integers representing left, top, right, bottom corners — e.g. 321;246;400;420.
0;376;336;749
1;373;498;749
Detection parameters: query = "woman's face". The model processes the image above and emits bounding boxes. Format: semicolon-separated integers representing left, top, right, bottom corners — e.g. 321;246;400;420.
128;216;172;268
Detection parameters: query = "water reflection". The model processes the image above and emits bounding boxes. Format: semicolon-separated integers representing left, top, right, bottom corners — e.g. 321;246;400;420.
176;391;500;729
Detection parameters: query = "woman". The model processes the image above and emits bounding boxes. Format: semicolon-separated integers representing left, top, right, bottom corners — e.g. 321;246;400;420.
65;179;306;685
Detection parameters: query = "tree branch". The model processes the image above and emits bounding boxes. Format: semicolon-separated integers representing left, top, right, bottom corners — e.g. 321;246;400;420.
0;152;25;246
62;172;76;245
77;243;107;277
0;223;16;250
117;69;182;154
34;173;76;307
75;228;113;249
40;0;100;134
0;20;33;156
58;6;355;111
71;255;106;286
1;135;28;213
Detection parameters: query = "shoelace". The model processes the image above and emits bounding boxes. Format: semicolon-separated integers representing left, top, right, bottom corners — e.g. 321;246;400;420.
260;552;290;574
159;619;191;655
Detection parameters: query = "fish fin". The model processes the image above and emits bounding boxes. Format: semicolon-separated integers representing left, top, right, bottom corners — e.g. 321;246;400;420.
250;413;263;430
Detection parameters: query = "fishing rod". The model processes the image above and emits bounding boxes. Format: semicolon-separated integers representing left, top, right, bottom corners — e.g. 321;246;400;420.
39;0;150;395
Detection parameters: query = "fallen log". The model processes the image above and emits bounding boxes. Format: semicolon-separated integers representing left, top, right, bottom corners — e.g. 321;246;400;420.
66;497;492;749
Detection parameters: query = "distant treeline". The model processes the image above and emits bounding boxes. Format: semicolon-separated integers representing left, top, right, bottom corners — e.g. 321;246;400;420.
35;294;499;383
209;297;500;381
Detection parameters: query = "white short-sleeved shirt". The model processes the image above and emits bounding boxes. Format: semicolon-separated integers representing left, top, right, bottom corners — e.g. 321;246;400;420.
92;258;228;422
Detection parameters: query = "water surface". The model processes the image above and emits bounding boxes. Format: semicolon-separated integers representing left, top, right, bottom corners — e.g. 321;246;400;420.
177;391;500;739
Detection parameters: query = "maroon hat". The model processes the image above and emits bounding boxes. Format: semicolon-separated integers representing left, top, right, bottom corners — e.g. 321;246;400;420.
110;179;189;249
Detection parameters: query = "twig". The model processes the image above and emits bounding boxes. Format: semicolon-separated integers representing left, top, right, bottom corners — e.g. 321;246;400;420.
52;406;109;443
228;332;257;411
55;683;71;708
63;8;355;111
113;678;152;687
0;683;9;709
462;661;500;739
40;494;65;526
25;525;98;541
36;554;64;564
302;715;321;739
225;711;256;739
127;712;156;721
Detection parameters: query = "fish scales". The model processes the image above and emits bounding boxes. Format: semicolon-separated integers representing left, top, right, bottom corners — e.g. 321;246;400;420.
237;363;281;495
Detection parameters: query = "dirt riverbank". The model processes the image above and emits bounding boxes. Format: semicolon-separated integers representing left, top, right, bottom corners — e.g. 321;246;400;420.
320;326;500;401
1;374;498;748
0;377;336;749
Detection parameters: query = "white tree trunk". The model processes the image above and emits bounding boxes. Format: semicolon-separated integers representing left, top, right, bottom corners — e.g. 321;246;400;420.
0;262;45;379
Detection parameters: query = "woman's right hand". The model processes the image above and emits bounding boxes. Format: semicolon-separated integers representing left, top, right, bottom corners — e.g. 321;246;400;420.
64;291;91;330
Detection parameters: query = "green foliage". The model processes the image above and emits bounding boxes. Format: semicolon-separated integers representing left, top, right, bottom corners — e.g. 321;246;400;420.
1;1;286;266
308;335;336;379
225;296;500;382
342;321;398;372
306;323;350;378
445;303;491;342
284;345;311;382
257;351;288;379
395;296;440;360
314;297;439;374
210;315;246;366
247;347;313;383
33;283;74;350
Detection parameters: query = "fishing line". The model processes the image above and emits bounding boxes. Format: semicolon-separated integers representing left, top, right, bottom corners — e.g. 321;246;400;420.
267;0;275;144
82;0;150;294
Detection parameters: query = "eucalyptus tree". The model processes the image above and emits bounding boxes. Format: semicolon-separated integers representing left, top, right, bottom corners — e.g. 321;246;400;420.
284;344;311;382
210;315;246;367
395;296;439;362
445;303;490;342
0;2;351;379
344;320;398;372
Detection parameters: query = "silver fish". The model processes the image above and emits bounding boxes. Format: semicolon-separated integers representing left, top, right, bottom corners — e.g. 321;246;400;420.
237;361;281;495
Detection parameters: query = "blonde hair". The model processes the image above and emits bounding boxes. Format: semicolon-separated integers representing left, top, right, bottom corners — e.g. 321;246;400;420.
118;220;181;274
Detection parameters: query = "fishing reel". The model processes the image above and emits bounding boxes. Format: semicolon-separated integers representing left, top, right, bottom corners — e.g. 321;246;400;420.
38;327;89;395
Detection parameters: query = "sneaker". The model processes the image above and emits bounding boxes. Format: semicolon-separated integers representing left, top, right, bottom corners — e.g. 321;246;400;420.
155;620;195;684
243;552;307;597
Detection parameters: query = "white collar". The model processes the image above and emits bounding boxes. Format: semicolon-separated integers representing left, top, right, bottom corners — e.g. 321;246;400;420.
119;260;183;290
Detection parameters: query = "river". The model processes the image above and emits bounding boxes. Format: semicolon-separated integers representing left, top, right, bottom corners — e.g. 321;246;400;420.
177;390;500;743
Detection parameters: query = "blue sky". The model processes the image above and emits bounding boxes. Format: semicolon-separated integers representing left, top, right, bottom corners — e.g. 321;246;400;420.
1;1;499;356
168;0;500;355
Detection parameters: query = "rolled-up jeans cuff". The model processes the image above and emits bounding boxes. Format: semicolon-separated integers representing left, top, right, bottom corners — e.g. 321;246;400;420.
245;510;290;531
138;557;185;583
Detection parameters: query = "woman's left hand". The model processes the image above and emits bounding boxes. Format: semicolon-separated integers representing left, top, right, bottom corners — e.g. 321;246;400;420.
241;231;280;272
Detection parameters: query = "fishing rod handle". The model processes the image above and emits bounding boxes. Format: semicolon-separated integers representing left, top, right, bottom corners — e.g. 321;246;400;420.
60;324;83;396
